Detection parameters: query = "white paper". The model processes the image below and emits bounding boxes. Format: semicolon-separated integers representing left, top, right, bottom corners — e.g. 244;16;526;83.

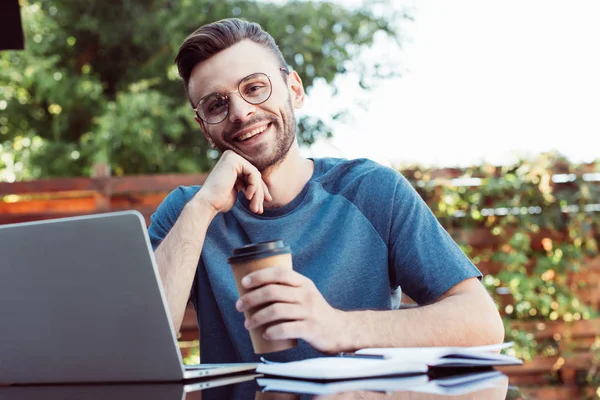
255;357;428;380
257;375;430;395
355;342;521;366
255;343;521;381
257;371;508;396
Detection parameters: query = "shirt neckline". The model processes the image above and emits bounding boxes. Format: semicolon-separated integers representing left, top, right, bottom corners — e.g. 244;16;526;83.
237;158;321;218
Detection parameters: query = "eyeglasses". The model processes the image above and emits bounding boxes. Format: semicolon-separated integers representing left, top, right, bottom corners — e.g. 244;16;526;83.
194;68;288;124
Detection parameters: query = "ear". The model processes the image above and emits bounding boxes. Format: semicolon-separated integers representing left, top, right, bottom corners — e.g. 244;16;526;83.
195;116;216;148
287;70;305;109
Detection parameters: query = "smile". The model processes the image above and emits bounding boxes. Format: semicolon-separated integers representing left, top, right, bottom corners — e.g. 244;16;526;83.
236;124;269;141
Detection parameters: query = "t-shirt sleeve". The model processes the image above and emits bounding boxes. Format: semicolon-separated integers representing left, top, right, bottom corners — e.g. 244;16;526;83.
388;174;482;305
148;185;200;250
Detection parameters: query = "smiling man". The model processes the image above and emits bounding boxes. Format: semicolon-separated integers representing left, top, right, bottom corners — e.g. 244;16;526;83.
148;18;504;363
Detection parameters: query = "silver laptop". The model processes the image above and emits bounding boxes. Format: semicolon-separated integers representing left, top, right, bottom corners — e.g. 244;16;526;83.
0;211;257;385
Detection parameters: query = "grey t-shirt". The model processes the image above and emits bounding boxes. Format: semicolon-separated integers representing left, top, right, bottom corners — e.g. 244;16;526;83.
148;157;481;362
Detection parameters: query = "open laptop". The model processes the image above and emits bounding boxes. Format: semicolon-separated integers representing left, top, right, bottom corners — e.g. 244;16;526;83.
0;211;257;385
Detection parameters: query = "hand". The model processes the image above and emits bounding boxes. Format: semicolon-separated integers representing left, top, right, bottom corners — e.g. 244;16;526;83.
195;150;272;214
235;266;346;354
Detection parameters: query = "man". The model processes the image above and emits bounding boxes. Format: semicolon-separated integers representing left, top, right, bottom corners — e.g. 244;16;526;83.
149;18;504;363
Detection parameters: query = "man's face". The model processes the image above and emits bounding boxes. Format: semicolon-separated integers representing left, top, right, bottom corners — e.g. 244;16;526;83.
188;40;305;172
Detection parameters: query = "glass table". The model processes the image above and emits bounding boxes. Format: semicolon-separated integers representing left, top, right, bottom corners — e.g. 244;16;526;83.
0;369;527;400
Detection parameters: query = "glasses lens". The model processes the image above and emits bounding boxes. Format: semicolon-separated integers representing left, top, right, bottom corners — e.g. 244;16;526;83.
239;73;272;105
199;94;228;123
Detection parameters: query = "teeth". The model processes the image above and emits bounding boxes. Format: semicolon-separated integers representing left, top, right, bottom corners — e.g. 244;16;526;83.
238;125;268;141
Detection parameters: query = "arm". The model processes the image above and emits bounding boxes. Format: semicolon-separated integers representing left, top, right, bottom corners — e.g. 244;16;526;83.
154;196;216;333
236;270;504;354
336;278;505;350
154;150;271;331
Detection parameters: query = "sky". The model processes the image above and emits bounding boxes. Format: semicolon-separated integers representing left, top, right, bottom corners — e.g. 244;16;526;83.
300;0;600;168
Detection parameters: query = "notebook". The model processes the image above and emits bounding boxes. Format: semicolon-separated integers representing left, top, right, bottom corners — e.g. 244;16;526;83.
0;211;257;385
255;343;521;380
256;370;508;396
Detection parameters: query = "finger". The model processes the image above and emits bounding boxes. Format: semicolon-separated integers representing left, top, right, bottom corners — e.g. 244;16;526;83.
263;320;305;341
237;283;300;312
242;164;261;196
244;176;258;201
241;266;305;290
234;179;244;192
258;182;266;213
245;302;306;330
241;166;265;213
262;181;273;202
249;183;264;214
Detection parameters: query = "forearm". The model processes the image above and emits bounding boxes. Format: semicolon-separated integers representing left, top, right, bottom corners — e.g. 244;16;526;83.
338;285;504;351
154;194;217;331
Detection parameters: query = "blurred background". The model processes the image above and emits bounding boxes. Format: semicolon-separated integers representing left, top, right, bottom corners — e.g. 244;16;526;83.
1;0;598;180
1;1;599;398
304;0;600;168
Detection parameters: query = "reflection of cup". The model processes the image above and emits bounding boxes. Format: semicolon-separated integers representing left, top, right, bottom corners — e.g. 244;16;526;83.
228;240;298;354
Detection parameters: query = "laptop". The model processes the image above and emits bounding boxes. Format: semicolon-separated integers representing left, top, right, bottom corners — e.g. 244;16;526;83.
0;211;257;385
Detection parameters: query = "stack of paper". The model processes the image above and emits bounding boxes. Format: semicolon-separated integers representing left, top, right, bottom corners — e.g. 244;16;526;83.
255;343;521;380
256;357;428;380
355;342;521;367
257;370;508;396
257;374;430;395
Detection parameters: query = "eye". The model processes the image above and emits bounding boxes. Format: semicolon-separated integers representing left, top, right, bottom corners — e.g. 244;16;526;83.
210;99;226;111
205;97;228;113
244;82;265;94
243;83;269;98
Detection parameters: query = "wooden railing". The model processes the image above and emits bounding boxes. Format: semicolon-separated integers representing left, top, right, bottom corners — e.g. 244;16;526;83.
0;171;208;225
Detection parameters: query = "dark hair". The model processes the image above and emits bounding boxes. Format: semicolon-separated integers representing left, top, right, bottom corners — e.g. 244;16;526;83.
175;18;288;102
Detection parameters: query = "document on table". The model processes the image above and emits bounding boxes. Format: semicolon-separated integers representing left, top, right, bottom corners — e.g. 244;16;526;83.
256;357;428;380
257;374;430;395
256;342;521;380
257;370;508;396
355;342;521;367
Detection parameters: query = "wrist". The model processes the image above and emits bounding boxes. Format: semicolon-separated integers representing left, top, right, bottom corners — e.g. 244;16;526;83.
338;310;378;352
184;190;219;226
334;310;367;353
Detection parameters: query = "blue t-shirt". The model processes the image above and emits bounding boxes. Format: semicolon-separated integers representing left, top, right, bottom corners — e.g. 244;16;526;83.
148;158;481;363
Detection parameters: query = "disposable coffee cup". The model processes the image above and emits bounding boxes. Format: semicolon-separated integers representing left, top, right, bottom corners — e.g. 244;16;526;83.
228;240;297;354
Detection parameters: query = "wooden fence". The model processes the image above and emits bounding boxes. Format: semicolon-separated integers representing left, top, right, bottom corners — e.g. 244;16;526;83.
1;168;599;398
0;168;208;225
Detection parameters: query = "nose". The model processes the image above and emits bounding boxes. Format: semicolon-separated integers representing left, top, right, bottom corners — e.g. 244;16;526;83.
227;92;255;123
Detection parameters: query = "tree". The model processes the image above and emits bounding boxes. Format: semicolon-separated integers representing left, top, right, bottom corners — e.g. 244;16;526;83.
0;0;406;179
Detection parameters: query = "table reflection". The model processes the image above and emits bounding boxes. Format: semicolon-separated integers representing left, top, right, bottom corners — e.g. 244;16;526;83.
0;371;520;400
199;369;512;400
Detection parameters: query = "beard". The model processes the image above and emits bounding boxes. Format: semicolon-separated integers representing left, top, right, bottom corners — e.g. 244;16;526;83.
215;96;297;172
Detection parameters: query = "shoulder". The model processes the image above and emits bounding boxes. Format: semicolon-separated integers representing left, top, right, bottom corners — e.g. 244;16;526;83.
310;158;421;246
147;185;201;249
313;157;410;198
153;185;201;221
161;185;201;208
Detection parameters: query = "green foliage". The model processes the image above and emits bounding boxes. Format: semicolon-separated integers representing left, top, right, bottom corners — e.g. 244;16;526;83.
180;340;200;365
402;152;600;367
0;0;405;180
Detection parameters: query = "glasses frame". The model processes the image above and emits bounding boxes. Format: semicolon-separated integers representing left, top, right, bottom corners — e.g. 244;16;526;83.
193;67;289;125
